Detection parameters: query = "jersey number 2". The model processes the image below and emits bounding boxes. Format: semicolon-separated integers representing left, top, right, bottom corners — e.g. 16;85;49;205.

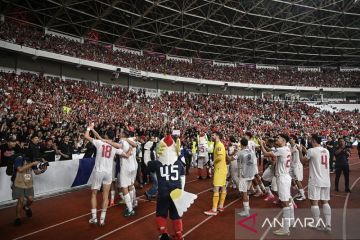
101;145;112;158
286;155;291;168
160;165;179;181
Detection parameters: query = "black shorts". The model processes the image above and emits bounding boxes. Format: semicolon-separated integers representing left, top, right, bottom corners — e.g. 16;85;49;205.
156;195;180;220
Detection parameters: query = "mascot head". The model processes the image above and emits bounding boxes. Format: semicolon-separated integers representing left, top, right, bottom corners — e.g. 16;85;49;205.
157;135;181;165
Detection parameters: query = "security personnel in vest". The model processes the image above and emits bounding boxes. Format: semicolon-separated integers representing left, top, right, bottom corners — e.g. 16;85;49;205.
191;139;197;167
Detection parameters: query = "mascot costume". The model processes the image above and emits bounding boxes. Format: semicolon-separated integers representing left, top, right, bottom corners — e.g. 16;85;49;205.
147;134;197;240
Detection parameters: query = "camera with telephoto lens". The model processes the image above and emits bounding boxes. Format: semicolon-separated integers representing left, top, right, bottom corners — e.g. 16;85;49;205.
39;161;50;168
35;158;49;170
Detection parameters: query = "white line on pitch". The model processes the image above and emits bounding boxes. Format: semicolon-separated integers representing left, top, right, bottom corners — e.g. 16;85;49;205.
183;199;239;238
94;187;213;240
13;179;201;240
342;176;360;240
259;185;309;240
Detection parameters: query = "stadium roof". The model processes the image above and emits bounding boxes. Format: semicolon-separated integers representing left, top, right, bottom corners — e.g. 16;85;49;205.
2;0;360;66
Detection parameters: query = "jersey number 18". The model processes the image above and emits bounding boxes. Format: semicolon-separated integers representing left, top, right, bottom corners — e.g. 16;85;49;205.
101;145;112;158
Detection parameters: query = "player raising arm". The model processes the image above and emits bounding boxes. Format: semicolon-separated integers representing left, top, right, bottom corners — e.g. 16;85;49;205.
102;133;139;217
84;123;132;226
260;134;294;236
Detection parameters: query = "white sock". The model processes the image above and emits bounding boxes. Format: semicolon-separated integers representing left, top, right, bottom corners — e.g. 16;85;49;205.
100;209;106;222
311;206;320;226
111;190;115;201
299;188;305;197
289;202;295;224
289;197;297;209
91;208;97;220
119;192;124;200
124;193;133;212
283;207;291;230
130;188;136;204
265;187;273;196
243;201;250;212
323;203;331;227
260;183;266;191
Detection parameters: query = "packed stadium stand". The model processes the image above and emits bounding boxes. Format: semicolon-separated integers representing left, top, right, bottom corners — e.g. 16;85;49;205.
1;21;360;88
1;1;360;240
1;71;359;152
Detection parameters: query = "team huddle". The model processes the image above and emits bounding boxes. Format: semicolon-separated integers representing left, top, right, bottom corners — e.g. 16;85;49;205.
201;132;331;236
84;122;332;239
84;124;195;240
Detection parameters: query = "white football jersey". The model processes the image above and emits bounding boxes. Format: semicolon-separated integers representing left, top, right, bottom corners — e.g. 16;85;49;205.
290;145;301;168
306;146;330;187
247;140;257;153
237;149;257;179
92;139;123;174
143;140;153;164
273;146;291;177
119;139;137;171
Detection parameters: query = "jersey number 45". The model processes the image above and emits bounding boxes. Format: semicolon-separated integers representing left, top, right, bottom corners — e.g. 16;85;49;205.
160;165;179;181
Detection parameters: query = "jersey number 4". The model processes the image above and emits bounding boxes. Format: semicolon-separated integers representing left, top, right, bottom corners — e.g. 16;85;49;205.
101;145;112;158
321;154;328;169
160;165;179;181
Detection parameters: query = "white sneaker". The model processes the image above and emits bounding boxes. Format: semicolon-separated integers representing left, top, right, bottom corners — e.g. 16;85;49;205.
290;220;295;228
89;218;98;224
237;210;250;217
307;222;323;231
254;190;264;197
295;195;306;201
273;228;290;236
293;193;301;199
324;225;331;232
248;190;256;196
99;219;105;226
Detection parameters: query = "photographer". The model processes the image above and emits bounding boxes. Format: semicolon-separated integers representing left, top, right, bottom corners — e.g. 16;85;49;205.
12;155;47;226
334;138;351;193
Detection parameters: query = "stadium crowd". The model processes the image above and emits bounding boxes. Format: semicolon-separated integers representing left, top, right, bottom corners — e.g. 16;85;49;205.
1;21;360;88
0;71;359;167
